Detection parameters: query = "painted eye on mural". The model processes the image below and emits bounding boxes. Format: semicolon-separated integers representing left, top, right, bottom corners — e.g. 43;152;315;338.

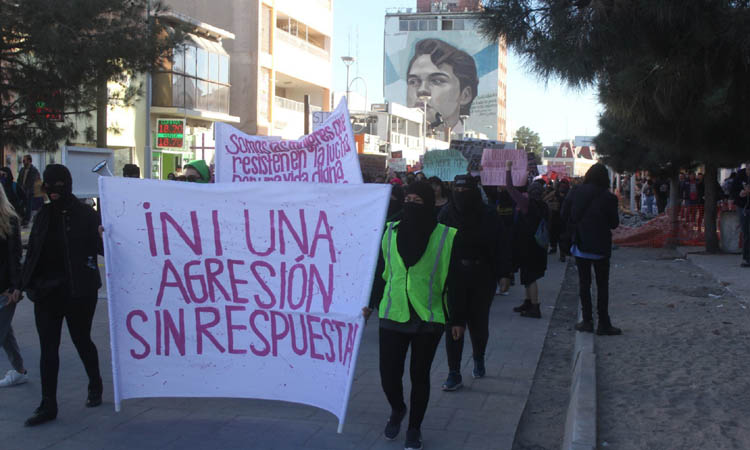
430;75;449;87
407;76;421;87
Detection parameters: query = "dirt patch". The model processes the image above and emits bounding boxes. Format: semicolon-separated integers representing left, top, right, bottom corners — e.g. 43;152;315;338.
597;248;750;449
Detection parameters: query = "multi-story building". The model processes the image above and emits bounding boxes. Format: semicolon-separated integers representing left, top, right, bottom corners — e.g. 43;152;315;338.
166;0;333;140
351;102;449;167
383;0;507;146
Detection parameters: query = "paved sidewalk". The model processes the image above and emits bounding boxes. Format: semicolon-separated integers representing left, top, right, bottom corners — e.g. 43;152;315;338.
678;247;750;303
0;257;566;450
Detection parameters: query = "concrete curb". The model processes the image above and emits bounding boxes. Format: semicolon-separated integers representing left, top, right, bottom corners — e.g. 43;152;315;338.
561;310;597;450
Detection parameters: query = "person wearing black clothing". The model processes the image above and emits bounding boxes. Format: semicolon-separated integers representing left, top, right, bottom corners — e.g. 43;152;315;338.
730;164;750;267
17;155;40;226
22;165;104;427
437;175;510;391
506;161;548;318
561;163;621;335
364;181;465;450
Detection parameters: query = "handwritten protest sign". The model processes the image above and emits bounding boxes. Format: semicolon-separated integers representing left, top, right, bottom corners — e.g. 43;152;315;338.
359;154;387;180
387;157;407;172
480;148;528;186
422;149;468;182
214;100;362;184
99;177;390;431
537;165;548;176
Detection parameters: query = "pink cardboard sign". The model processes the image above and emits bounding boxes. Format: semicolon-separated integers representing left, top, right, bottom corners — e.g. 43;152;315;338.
480;148;528;186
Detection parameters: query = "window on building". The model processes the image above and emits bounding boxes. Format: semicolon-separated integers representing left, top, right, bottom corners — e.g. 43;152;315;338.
453;19;465;30
409;20;418;31
158;35;231;115
442;19;453;30
399;19;408;31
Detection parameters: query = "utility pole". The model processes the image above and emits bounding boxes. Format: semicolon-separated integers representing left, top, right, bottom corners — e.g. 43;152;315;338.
144;0;153;178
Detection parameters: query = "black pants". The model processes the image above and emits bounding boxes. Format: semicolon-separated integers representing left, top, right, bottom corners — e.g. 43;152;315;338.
379;327;442;430
34;292;102;405
548;210;563;250
445;275;495;372
575;257;611;325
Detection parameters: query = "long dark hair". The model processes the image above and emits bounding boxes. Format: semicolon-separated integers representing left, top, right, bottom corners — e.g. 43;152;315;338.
584;163;610;189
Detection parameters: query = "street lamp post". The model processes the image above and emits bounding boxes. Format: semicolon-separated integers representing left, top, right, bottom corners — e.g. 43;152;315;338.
348;76;367;111
418;94;431;155
341;56;355;105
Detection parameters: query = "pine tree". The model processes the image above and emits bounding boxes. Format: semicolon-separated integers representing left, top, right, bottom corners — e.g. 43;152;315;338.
1;0;185;151
480;0;750;252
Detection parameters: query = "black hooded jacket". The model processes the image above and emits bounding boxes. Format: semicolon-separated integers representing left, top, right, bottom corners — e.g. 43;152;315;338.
22;195;103;301
561;183;619;258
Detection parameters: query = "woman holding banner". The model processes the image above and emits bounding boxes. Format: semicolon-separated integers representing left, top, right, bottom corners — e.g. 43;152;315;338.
22;165;104;427
364;181;465;450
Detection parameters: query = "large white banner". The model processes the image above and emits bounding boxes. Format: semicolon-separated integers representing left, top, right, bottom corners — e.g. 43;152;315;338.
99;177;389;430
214;100;363;184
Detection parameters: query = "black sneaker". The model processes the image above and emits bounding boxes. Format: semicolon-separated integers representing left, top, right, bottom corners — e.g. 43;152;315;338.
520;303;541;318
575;320;594;333
513;299;532;313
384;407;407;440
24;404;57;427
404;428;422;450
441;371;463;391
596;325;623;336
472;358;486;379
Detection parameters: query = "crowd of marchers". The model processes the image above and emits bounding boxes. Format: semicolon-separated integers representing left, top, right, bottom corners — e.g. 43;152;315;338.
0;154;647;450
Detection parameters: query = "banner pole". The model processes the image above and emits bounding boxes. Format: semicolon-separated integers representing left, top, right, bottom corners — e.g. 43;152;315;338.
337;185;390;434
99;177;122;412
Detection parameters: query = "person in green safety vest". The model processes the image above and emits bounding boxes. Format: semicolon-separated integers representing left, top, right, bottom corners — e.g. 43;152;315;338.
363;180;465;450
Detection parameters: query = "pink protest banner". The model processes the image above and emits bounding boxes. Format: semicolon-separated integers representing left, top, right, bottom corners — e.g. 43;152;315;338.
480;148;528;186
99;177;390;432
214;100;363;184
548;164;569;176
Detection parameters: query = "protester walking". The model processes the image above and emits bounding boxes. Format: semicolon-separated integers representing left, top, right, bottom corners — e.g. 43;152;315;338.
22;165;104;426
0;185;28;388
506;161;548;318
730;163;750;267
17;155;40;227
562;163;622;335
438;175;510;391
364;181;464;450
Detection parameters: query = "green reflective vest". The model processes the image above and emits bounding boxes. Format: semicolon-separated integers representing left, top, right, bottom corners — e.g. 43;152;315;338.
378;221;457;324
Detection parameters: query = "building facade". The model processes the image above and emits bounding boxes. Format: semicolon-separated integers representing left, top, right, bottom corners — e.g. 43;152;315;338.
166;0;333;140
383;1;507;144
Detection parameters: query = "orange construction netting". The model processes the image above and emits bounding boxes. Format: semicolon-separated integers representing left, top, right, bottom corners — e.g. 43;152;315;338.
613;204;720;248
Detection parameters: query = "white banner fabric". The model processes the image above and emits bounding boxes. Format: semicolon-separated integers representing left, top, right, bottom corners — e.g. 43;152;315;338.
99;177;389;429
214;100;363;184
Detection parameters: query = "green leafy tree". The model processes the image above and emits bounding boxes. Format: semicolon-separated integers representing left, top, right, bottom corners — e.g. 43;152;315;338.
1;0;185;152
513;126;542;158
480;0;750;252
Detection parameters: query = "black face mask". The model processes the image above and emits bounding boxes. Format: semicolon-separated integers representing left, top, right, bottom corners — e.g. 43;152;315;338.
402;202;431;224
454;189;481;214
43;164;73;205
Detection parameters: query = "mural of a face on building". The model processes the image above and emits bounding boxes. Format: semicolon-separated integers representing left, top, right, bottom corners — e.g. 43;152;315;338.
406;39;478;130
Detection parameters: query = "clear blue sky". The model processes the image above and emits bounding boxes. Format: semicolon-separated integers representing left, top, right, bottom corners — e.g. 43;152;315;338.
332;0;602;146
